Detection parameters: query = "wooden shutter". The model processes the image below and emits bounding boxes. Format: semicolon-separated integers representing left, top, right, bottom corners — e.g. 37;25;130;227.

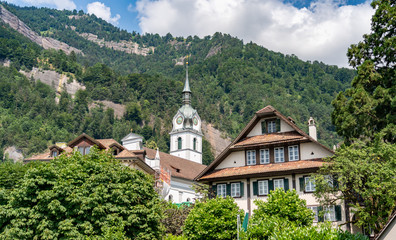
253;181;258;195
261;121;266;134
335;205;342;221
318;206;324;222
226;184;231;196
299;177;305;192
269;180;274;193
240;182;244;197
212;185;217;197
276;119;281;132
284;178;289;192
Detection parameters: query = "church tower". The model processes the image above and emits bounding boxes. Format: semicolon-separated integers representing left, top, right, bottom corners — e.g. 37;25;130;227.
169;63;203;164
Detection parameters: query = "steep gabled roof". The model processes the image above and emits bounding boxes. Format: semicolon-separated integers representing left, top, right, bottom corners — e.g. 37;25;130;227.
144;147;206;181
67;133;106;149
195;105;333;181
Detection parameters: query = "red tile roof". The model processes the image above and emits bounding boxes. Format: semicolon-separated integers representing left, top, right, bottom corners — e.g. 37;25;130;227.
144;147;206;181
199;159;326;181
233;131;307;147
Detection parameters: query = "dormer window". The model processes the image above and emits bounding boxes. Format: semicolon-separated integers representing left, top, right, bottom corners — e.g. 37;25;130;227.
51;150;58;157
268;120;276;133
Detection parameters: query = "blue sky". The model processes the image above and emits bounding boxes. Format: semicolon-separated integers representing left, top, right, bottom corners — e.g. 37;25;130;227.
6;0;373;67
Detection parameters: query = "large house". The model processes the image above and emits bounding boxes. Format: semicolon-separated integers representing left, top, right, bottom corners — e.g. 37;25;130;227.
25;133;155;176
196;106;347;227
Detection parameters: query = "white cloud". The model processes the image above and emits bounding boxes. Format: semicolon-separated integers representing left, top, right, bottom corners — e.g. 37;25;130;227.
87;2;121;25
135;0;374;67
8;0;76;10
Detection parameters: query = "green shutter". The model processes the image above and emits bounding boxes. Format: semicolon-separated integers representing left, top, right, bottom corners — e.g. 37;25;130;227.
253;181;258;195
269;180;274;193
276;119;281;132
318;206;324;222
226;184;231;196
240;182;244;197
299;177;305;192
284;178;289;192
335;205;342;221
261;121;266;134
212;185;217;197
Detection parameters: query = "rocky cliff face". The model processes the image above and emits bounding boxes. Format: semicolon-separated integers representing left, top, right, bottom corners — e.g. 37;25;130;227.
0;5;82;55
202;122;231;157
77;32;154;56
20;67;85;96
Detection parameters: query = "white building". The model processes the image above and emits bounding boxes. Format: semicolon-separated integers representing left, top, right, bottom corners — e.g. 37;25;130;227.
196;106;348;228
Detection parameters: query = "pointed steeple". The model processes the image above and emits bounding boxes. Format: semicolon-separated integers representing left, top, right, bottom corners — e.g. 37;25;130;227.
182;62;191;105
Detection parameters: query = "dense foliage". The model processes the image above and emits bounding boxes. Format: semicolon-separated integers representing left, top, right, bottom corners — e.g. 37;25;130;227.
161;202;192;236
0;2;357;154
252;189;314;226
0;149;162;239
332;0;395;144
183;197;244;240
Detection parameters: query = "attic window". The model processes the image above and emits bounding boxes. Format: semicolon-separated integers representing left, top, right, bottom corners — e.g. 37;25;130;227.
176;168;180;173
51;150;58;157
78;146;91;155
262;119;281;134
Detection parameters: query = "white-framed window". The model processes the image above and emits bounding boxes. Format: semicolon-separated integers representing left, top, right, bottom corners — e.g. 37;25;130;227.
288;145;299;161
260;149;270;164
217;184;227;197
246;150;256;165
324;206;336;221
78;146;91;155
325;175;334;187
274;147;284;163
268;120;276;133
305;177;316;192
273;179;284;190
258;180;269;195
51;151;58;157
231;183;241;197
307;206;318;222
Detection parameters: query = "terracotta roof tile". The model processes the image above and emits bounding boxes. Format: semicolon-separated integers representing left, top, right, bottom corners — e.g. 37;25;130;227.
96;139;120;148
256;105;275;114
199;159;325;180
234;131;307;147
144;147;206;180
116;150;138;158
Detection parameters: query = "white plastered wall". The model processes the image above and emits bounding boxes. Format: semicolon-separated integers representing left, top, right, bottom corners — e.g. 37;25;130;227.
165;177;198;204
216;151;245;169
300;142;332;160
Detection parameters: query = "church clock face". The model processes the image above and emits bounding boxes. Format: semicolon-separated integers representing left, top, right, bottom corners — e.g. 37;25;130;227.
177;116;183;125
193;117;198;126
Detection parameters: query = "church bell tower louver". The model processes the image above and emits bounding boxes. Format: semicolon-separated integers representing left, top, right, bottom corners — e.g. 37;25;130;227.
169;62;203;164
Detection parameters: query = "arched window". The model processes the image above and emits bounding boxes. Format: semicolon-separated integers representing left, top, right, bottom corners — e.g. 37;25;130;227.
169;194;173;202
178;137;182;150
186;198;191;202
193;138;197;151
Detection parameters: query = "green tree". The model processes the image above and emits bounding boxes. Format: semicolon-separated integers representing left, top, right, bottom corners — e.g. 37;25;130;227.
183;197;244;240
252;189;314;227
0;149;162;239
332;0;395;144
314;139;396;234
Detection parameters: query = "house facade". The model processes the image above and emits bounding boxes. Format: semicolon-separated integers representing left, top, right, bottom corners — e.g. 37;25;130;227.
196;106;346;227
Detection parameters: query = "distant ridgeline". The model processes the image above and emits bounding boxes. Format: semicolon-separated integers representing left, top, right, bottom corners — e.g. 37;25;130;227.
0;2;356;163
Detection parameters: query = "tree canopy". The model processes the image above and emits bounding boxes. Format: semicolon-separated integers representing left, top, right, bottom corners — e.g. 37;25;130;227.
0;149;162;239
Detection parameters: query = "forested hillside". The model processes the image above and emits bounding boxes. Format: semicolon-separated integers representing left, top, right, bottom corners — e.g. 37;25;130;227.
0;2;356;164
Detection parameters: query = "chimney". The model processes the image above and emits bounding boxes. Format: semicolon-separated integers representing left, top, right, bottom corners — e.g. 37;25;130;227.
308;117;317;140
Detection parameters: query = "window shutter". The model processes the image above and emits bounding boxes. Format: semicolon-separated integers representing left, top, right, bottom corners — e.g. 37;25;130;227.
240;182;244;197
335;205;342;221
261;121;266;134
299;177;305;192
318;206;324;222
212;185;217;197
269;180;274;193
284;178;289;192
276;119;281;132
253;181;258;196
226;184;231;196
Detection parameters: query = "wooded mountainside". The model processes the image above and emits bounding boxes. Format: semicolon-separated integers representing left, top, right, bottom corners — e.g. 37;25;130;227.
0;2;356;165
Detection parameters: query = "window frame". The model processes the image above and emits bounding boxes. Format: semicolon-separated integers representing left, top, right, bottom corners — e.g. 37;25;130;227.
177;137;182;150
217;184;227;198
231;182;241;198
304;176;316;192
260;148;270;164
307;206;319;222
273;179;284;190
258;180;269;196
274;147;285;163
324;206;336;222
246;150;256;165
267;120;276;133
288;145;299;161
193;138;197;151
